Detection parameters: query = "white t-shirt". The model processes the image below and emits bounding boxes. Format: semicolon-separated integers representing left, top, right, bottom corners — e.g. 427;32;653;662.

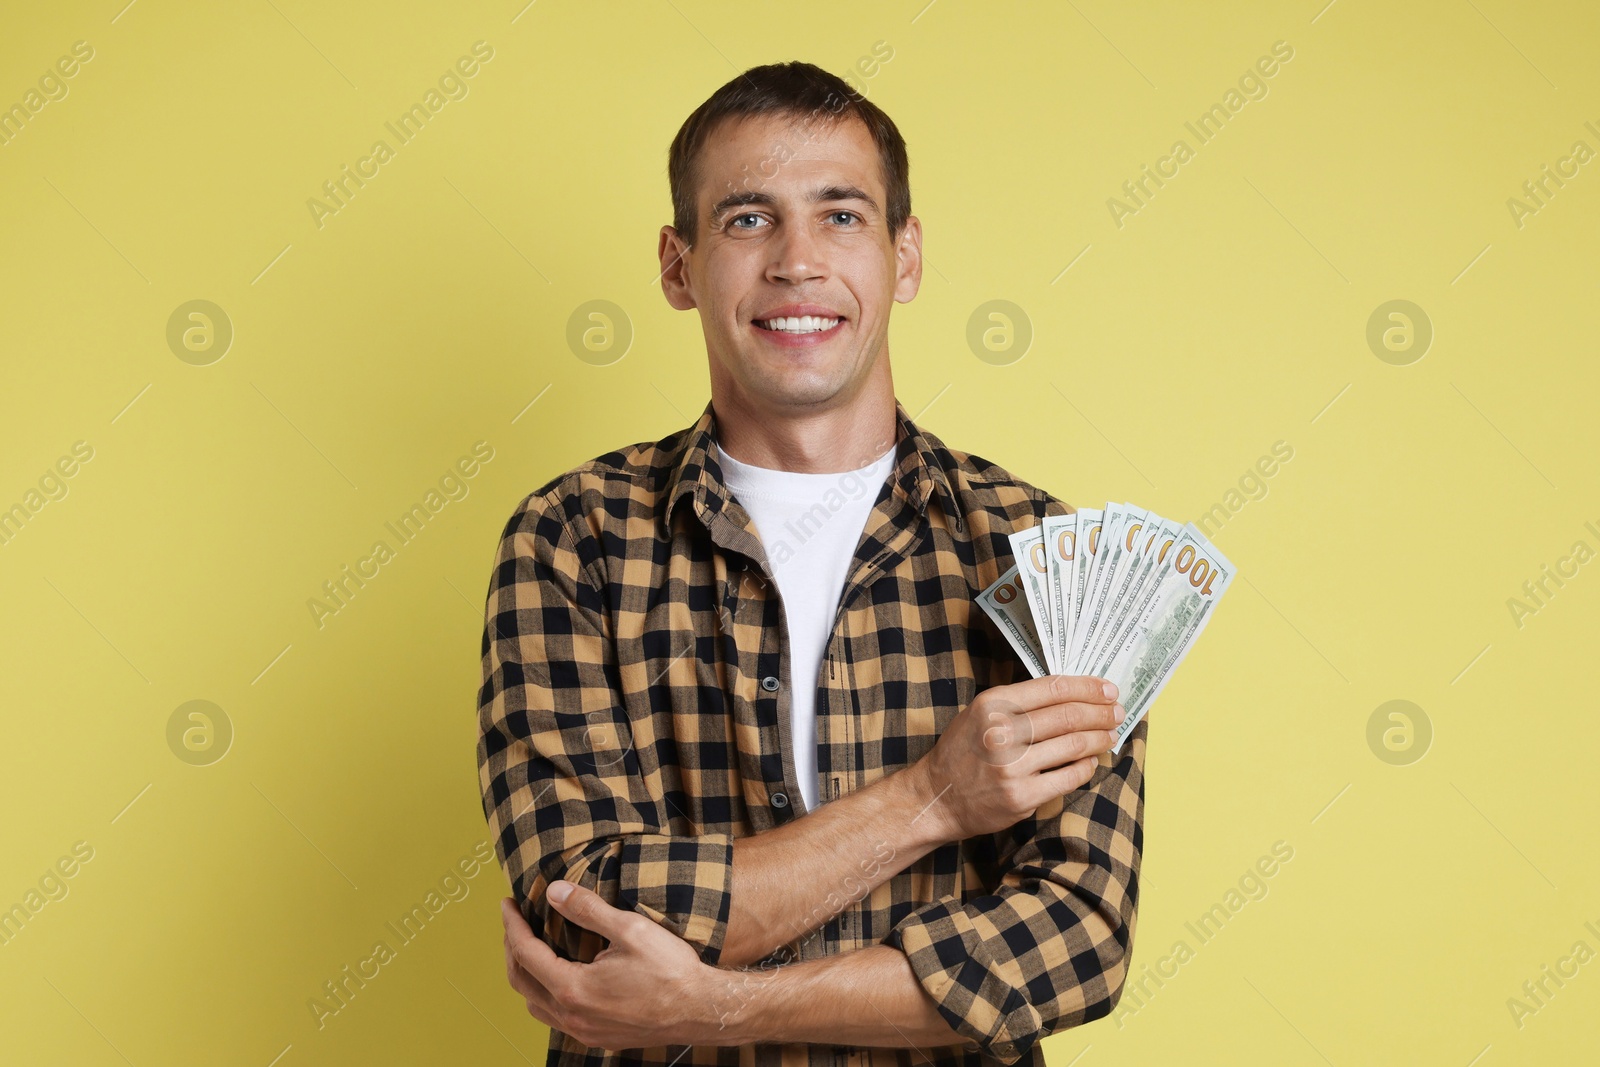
716;438;898;812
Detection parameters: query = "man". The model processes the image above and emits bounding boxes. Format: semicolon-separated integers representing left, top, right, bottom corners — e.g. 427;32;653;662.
478;60;1146;1067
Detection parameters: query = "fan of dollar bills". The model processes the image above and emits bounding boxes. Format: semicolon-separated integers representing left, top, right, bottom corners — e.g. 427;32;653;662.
978;503;1237;754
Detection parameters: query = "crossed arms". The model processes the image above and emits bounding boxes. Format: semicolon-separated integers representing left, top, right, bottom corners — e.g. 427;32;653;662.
477;500;1146;1063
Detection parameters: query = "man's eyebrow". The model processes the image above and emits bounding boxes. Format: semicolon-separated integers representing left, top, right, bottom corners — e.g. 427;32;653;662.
708;184;881;223
813;184;879;213
709;190;778;221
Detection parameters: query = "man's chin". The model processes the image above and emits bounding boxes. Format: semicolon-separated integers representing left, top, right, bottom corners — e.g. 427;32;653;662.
733;375;850;412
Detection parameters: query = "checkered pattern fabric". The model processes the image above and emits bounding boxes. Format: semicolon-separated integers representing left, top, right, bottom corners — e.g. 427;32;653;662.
477;398;1147;1067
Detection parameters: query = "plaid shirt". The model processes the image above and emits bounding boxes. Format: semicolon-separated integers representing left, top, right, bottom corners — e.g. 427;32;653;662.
477;398;1147;1067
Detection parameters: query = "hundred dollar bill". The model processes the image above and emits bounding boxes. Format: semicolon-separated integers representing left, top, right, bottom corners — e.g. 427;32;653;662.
977;563;1048;678
1092;524;1221;690
1065;507;1105;660
1082;516;1178;674
1008;525;1058;673
1040;513;1079;675
1100;505;1154;618
1097;524;1236;752
1065;502;1131;672
983;505;1237;747
1069;503;1150;673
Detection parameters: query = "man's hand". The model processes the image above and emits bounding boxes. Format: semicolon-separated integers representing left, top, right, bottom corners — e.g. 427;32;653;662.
914;674;1123;842
501;882;717;1050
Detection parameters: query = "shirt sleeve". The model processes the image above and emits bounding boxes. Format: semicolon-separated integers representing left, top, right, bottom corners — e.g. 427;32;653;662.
477;489;736;966
883;718;1147;1065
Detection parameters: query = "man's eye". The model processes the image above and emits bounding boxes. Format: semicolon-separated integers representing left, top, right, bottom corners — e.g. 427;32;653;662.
730;213;765;229
830;211;860;225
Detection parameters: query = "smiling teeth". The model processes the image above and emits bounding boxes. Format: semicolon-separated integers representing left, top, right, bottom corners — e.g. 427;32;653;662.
759;316;840;333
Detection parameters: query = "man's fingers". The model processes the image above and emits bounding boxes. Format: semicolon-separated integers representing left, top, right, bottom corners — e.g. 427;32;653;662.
1022;728;1115;775
1029;699;1124;741
501;897;530;935
505;936;529;993
994;674;1119;715
545;879;638;942
504;895;582;997
1035;753;1102;796
506;952;542;1001
979;698;1120;752
503;925;577;1030
502;910;536;997
504;938;559;1022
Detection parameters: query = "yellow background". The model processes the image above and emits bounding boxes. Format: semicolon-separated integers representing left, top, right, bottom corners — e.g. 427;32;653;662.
2;0;1597;1063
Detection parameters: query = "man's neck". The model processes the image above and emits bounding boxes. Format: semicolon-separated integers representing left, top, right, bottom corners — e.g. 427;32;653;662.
712;385;899;474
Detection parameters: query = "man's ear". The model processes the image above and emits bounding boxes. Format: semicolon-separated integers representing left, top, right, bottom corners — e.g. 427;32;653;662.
893;215;923;305
658;225;697;311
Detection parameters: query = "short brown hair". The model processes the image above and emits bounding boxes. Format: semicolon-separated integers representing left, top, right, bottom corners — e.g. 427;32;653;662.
667;61;911;245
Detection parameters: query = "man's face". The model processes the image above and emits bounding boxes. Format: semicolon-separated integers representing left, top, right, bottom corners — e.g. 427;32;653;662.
659;110;922;413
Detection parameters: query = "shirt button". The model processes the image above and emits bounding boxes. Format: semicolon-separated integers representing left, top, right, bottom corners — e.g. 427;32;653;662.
761;675;780;691
771;792;789;808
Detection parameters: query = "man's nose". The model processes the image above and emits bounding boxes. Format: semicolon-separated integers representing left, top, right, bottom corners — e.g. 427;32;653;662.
766;223;828;284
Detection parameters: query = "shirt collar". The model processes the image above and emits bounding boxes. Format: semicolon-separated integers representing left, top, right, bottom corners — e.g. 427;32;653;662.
662;398;963;538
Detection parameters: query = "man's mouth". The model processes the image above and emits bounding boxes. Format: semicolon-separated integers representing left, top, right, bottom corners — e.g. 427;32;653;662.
753;315;844;334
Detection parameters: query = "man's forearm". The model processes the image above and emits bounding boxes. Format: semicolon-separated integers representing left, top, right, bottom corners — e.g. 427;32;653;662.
695;942;972;1051
719;762;953;967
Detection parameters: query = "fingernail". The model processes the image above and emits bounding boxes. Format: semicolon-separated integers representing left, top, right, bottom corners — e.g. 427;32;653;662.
1102;682;1118;700
548;880;572;904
